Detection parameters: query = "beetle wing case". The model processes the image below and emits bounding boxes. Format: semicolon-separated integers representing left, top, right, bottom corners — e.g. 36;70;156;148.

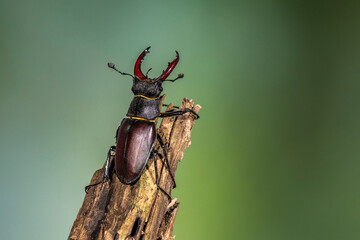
115;118;157;184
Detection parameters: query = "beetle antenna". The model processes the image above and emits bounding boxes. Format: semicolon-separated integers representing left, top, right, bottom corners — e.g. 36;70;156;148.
107;62;134;78
145;68;152;78
163;73;184;82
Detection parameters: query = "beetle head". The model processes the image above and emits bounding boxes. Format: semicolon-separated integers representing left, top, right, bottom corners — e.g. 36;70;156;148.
134;47;183;82
131;47;184;97
108;47;184;98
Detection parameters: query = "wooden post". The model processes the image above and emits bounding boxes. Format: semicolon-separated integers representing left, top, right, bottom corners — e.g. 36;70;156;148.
68;97;201;240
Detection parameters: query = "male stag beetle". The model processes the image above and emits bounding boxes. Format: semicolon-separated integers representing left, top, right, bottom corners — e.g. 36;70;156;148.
85;47;199;200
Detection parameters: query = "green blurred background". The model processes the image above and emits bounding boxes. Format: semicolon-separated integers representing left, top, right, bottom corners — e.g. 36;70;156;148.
1;0;360;239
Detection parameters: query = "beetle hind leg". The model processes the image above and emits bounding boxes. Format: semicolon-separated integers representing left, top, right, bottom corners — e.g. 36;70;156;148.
85;145;116;193
157;134;176;188
153;151;172;201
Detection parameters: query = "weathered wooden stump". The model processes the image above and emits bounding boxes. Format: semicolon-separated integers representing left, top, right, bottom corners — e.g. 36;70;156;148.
68;97;201;240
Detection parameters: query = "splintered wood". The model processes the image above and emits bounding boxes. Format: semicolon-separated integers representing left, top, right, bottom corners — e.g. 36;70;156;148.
68;97;201;240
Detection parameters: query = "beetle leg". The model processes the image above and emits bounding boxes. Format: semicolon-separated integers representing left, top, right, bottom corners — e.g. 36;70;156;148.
157;134;176;188
104;145;116;179
161;104;179;109
153;151;172;202
159;108;199;119
85;145;116;193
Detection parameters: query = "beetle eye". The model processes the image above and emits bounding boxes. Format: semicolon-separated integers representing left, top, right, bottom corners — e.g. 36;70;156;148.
159;86;163;92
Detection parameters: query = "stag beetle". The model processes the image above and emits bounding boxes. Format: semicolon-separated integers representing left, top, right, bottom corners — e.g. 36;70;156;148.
85;47;199;200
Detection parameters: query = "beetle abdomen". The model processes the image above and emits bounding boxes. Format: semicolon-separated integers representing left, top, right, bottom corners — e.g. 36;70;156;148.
115;118;156;185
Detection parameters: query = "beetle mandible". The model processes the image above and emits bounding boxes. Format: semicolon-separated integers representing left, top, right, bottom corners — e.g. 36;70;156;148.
85;47;199;200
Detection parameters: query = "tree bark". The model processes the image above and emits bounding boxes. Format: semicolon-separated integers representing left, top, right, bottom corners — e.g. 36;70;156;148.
68;97;201;240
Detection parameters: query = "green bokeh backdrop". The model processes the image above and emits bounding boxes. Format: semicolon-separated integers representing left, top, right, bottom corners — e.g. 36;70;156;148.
1;1;360;239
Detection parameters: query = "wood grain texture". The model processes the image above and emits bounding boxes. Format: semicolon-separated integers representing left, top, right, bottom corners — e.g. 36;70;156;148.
68;97;201;240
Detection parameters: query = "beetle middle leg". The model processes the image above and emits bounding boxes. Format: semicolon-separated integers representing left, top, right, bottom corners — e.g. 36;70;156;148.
85;145;116;193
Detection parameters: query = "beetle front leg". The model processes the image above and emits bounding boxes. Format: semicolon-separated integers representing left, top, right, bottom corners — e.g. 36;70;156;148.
85;145;116;193
162;104;179;109
159;108;199;119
